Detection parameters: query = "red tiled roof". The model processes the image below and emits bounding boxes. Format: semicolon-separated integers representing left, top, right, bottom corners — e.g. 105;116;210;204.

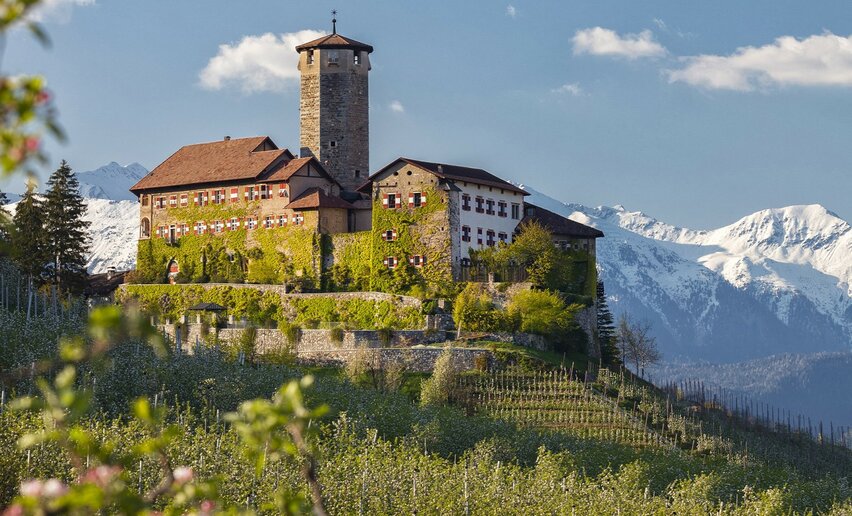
286;187;354;210
129;137;293;193
360;157;528;195
296;33;373;53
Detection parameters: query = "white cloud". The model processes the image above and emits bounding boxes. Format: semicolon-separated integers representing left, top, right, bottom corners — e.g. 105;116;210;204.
389;100;405;113
572;27;666;60
506;5;517;18
552;82;583;96
652;18;667;31
199;30;326;93
667;32;852;91
28;0;95;23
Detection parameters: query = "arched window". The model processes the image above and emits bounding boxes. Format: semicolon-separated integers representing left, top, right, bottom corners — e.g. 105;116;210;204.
140;218;151;238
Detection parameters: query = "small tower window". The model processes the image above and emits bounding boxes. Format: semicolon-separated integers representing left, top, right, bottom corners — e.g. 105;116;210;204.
329;141;337;148
328;51;339;64
354;169;361;178
307;50;314;65
354;52;361;65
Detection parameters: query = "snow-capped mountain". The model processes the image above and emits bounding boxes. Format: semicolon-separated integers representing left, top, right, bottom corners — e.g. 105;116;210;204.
76;162;147;201
523;188;852;363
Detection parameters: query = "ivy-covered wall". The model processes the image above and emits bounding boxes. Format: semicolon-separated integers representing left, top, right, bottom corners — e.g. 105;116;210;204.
323;231;372;291
116;284;425;329
368;182;454;296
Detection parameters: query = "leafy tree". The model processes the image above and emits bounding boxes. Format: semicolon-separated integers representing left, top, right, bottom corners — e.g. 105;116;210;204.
453;283;510;333
597;280;621;367
10;184;48;281
43;160;90;292
420;347;459;406
616;314;661;376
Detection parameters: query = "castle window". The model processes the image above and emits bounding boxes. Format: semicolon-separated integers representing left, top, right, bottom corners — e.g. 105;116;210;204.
293;214;304;225
477;227;483;246
194;221;206;235
354;169;361;178
156;196;166;209
383;193;400;209
409;255;426;268
178;194;187;207
278;183;288;197
461;225;471;242
511;203;521;220
307;50;314;64
354;52;361;65
245;186;256;201
264;216;274;229
475;196;484;213
383;256;398;269
409;192;425;208
259;184;269;200
278;215;287;227
498;201;507;217
141;195;149;207
180;223;189;237
246;217;257;230
140;218;150;239
486;230;496;247
498;232;508;244
328;50;339;64
329;140;337;148
227;217;239;230
382;229;398;241
485;199;495;215
169;195;177;207
462;194;471;211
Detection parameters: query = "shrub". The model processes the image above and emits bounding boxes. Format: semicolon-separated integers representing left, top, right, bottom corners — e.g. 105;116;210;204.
330;326;344;343
453;283;511;332
420;347;459;406
279;321;301;346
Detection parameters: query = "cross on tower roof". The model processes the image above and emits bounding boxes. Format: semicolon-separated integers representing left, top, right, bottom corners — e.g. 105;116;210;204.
331;9;337;34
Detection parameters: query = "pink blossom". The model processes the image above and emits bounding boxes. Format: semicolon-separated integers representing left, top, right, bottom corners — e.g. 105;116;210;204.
42;479;68;498
84;465;122;487
172;466;193;485
19;480;42;497
2;504;24;516
24;137;40;152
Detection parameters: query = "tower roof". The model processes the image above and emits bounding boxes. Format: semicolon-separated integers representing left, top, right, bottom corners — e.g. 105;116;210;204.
295;33;373;53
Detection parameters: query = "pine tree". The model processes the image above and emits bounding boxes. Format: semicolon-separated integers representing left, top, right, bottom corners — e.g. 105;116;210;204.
596;280;621;367
11;185;49;281
43;160;90;293
0;189;10;251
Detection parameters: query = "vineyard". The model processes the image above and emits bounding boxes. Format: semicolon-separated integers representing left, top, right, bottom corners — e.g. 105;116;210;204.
454;367;852;479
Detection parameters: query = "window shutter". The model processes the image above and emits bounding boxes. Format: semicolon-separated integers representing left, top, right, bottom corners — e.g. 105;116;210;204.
383;257;388;266
382;193;388;207
408;256;415;265
408;193;414;208
392;229;398;240
422;255;427;266
421;193;427;205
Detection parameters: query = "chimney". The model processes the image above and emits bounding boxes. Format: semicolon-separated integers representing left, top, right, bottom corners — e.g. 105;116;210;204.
224;136;231;141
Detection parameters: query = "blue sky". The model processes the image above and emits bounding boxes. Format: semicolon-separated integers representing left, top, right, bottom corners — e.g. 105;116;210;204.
2;0;851;229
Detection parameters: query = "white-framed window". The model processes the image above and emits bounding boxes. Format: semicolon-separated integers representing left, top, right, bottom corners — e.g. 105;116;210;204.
278;183;288;197
462;194;471;211
194;221;206;235
475;196;484;213
246;217;257;230
278;215;287;227
180;194;188;207
409;255;426;268
382;229;398;241
477;228;483;246
486;230;496;247
264;216;274;229
511;203;521;220
498;232;508;244
354;52;361;65
230;188;239;203
292;214;304;226
328;50;339;64
382;192;401;209
461;225;471;242
169;195;177;207
307;50;314;65
383;256;398;269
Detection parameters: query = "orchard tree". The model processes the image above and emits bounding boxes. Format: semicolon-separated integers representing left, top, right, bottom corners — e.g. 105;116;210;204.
616;314;661;376
11;184;48;281
43;160;90;292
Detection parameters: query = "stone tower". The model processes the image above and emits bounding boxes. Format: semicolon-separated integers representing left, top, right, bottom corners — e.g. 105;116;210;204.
296;21;373;192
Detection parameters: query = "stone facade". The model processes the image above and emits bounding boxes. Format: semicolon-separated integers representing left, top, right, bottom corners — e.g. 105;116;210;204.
298;44;371;192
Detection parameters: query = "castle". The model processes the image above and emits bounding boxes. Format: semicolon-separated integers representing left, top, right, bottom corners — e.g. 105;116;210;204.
129;21;602;293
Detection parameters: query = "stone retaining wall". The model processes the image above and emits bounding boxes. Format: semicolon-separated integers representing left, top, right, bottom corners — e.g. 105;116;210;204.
296;347;493;373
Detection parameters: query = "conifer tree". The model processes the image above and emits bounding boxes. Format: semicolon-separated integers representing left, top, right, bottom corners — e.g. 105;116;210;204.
596;280;621;367
11;185;49;281
0;189;10;250
43;160;90;292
